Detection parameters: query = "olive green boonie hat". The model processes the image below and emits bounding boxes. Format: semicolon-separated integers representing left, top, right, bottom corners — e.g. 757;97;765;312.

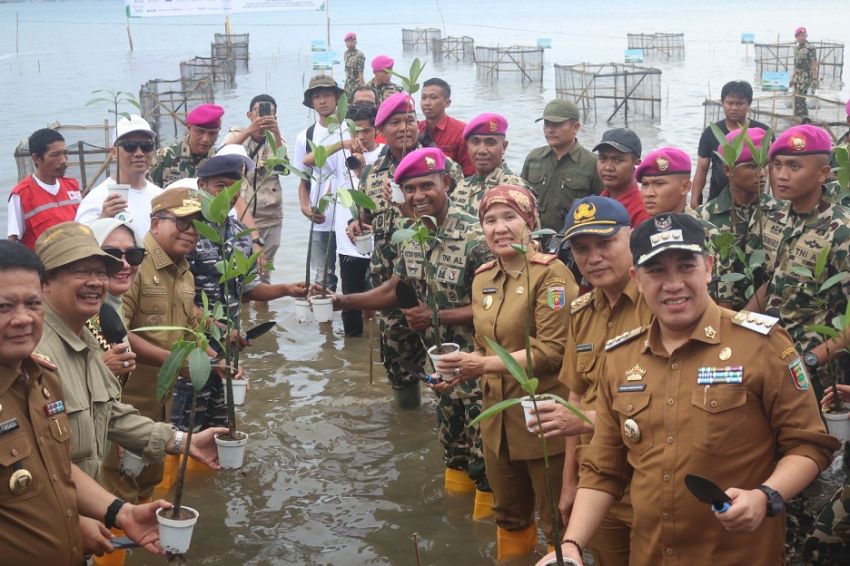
536;99;580;123
302;75;344;109
35;221;123;275
151;187;203;218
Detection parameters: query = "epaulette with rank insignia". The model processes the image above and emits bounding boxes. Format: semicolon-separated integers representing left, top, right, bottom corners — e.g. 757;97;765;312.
731;310;779;335
31;352;57;370
530;253;557;265
604;326;647;351
570;292;594;315
475;260;497;275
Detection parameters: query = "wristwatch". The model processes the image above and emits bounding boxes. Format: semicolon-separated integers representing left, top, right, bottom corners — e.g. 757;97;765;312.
252;236;265;247
757;484;784;517
803;351;819;370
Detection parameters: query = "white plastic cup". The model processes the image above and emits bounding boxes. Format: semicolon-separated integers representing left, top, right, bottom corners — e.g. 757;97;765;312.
310;296;334;323
215;431;249;469
224;379;248;406
120;450;145;477
156;506;199;555
391;183;405;204
294;299;313;323
520;395;556;433
823;403;850;442
108;183;133;223
354;232;374;255
427;343;460;379
542;559;581;566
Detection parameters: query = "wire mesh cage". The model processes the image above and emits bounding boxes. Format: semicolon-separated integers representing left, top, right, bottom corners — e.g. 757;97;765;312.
626;33;686;61
179;56;235;89
402;28;442;52
14;121;113;192
474;45;544;84
554;62;662;125
139;78;215;145
703;94;849;138
754;40;844;89
213;32;249;73
432;35;475;63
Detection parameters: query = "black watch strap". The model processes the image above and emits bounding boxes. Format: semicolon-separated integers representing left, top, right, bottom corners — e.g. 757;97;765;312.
757;485;784;517
104;498;126;529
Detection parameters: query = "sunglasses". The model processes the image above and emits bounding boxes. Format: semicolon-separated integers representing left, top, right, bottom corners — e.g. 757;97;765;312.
103;246;146;266
118;141;155;153
156;215;198;233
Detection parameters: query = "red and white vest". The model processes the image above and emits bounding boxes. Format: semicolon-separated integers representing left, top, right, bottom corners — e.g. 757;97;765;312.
10;176;82;249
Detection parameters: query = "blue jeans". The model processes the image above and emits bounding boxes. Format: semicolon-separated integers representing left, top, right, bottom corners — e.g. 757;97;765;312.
310;230;338;291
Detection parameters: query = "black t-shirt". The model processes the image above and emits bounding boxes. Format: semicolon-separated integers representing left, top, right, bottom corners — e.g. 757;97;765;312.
698;119;770;200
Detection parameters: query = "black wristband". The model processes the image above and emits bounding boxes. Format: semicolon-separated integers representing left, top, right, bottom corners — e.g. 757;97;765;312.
104;498;126;530
562;538;583;556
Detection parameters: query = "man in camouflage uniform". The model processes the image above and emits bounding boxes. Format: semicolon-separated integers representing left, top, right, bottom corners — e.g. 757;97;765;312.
748;125;850;562
335;147;492;492
368;55;402;104
452;112;529;216
343;32;365;96
148;103;223;187
792;27;818;118
697;127;780;310
347;93;462;406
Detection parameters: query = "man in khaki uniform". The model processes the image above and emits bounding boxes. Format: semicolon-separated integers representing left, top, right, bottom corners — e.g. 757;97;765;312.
99;187;202;503
540;213;839;566
452;112;529;216
535;196;651;565
0;239;181;562
34;222;225;481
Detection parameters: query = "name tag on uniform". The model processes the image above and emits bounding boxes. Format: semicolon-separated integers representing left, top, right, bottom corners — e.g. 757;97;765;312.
482;287;497;294
618;383;646;393
142;286;166;296
0;418;19;435
576;343;593;353
697;366;744;385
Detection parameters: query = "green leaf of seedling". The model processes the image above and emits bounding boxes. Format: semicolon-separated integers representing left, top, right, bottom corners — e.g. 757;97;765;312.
820;272;849;293
791;266;814;279
832;315;847;332
313;144;328;169
710;123;729;149
156;341;193;402
745;284;755;298
348;189;376;211
511;243;528;255
469;397;523;426
547;393;595;426
720;272;746;282
749;249;766;268
814;246;830;280
126;98;141;110
214;259;226;276
193;219;221;243
723;145;739;170
337;188;354;209
86;98;114;107
317;194;332;213
530;228;556;239
187;347;211;393
200;291;209;319
485;337;528;386
805;324;840;339
336;93;349;125
391;228;416;244
523;378;540;395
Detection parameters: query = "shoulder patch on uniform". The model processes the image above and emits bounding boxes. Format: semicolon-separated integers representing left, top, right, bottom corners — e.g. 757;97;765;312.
530;253;557;265
570;292;594;315
475;260;497;275
731;310;779;335
604;326;647;351
31;352;57;370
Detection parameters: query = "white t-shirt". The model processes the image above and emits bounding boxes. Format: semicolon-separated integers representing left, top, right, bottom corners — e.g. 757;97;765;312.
294;121;350;232
334;144;384;258
75;177;164;239
7;175;61;238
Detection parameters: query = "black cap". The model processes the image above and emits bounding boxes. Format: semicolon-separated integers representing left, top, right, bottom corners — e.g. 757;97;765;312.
630;213;706;266
196;154;247;180
593;128;642;157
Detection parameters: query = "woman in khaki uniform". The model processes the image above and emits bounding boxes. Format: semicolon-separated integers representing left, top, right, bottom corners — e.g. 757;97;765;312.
436;184;578;560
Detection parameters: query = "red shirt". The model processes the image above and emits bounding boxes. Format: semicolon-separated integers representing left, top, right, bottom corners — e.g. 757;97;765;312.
418;115;474;176
602;182;650;227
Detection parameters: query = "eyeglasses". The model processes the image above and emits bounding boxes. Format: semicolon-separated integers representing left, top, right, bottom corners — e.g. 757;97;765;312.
156;215;198;232
118;141;155;153
103;246;146;266
64;266;109;281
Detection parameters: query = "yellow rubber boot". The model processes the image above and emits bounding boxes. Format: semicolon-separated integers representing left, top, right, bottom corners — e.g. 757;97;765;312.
547;544;555;554
444;467;476;494
153;453;178;496
187;456;212;474
472;489;493;520
497;523;538;561
92;528;127;566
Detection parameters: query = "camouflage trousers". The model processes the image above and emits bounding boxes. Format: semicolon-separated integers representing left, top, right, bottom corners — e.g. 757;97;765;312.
802;483;850;565
171;374;228;431
437;388;488;491
377;309;427;388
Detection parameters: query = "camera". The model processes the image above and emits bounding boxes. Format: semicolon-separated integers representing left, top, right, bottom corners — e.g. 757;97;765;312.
258;101;273;117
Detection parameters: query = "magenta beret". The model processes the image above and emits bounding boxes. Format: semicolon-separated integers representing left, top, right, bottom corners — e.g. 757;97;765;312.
186;104;224;129
462;113;508;140
720;127;768;165
795;26;807;36
371;55;394;73
635;147;691;182
769;124;832;160
375;92;415;128
394;147;447;184
344;32;356;41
